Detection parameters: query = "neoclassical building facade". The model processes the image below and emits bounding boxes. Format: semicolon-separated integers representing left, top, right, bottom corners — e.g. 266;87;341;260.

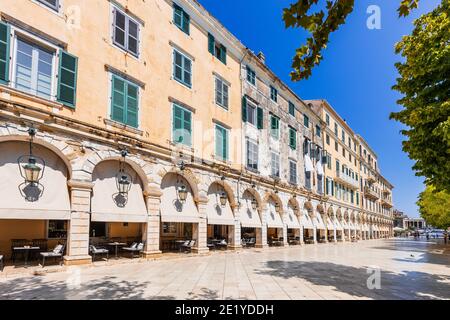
0;0;393;265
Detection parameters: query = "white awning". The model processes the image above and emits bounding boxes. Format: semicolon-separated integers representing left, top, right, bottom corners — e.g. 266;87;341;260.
266;202;284;228
313;214;326;230
316;161;324;175
301;210;314;229
327;218;336;230
304;155;314;172
364;224;369;231
334;218;343;231
0;141;71;220
348;221;355;230
91;161;148;223
341;220;349;229
239;194;262;228
160;174;200;223
206;184;235;225
286;206;301;229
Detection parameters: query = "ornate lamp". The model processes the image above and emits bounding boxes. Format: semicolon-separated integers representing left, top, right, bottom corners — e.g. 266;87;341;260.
177;185;188;202
219;191;227;207
18;127;45;201
251;198;258;211
116;149;132;195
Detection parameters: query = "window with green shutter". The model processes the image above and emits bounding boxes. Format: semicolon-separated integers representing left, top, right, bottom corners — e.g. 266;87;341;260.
303;114;309;128
246;66;256;85
0;21;10;84
270;114;280;139
173;3;190;35
256;107;263;129
289;101;295;116
172;104;192;146
270;86;277;102
289;126;296;150
110;74;139;128
57;51;78;108
215;124;228;160
208;33;226;65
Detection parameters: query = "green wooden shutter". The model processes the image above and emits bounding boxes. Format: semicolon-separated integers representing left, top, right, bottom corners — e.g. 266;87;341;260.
220;44;227;64
57;51;78;108
223;127;228;160
0;21;10;84
241;96;247;122
126;83;138;128
182;11;190;34
257;107;263;129
208;33;215;55
111;76;125;123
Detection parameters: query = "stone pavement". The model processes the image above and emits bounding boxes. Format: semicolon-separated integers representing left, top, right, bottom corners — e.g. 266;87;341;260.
0;238;449;300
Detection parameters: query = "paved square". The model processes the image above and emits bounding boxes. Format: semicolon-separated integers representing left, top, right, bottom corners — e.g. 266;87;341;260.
0;238;449;300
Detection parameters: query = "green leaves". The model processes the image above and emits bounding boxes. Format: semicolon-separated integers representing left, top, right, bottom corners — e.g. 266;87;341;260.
417;185;450;229
390;0;450;192
283;0;421;81
283;0;354;81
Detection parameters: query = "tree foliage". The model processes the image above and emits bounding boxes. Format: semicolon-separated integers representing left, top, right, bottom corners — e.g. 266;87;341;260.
390;0;450;192
283;0;420;81
417;185;450;229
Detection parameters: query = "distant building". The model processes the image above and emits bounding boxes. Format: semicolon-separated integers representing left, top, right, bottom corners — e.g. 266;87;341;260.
393;209;408;229
404;218;427;230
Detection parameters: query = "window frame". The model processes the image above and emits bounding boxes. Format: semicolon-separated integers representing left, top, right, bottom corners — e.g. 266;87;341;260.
111;5;141;58
270;114;280;140
246;138;259;171
271;151;280;178
289;126;297;150
288;101;295;117
10;27;59;102
214;76;229;110
173;3;190;35
172;48;193;89
35;0;60;12
289;159;297;184
270;86;278;103
246;65;256;86
303;114;310;128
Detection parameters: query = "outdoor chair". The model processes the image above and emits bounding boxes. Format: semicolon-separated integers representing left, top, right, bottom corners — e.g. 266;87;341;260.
32;239;48;260
207;240;215;250
122;242;144;258
179;240;190;252
216;239;228;250
89;245;109;261
181;240;195;253
40;244;65;268
0;255;3;272
247;238;256;247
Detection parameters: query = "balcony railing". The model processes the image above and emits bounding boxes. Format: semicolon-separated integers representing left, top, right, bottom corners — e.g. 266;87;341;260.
380;198;393;208
364;186;379;200
335;170;359;189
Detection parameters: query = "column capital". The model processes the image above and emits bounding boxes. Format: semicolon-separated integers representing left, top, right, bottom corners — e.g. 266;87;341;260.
68;179;94;190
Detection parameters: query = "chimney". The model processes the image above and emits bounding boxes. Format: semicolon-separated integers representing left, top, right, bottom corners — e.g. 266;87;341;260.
257;51;265;64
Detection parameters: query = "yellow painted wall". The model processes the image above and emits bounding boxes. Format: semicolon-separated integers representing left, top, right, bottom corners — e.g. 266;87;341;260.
0;220;46;257
0;0;243;167
108;222;142;239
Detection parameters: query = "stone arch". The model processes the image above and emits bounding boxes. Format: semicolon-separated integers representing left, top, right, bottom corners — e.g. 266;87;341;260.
263;191;284;212
327;206;335;220
160;171;200;203
81;150;150;192
316;203;326;215
206;180;237;210
288;197;301;216
0;134;73;179
242;187;263;211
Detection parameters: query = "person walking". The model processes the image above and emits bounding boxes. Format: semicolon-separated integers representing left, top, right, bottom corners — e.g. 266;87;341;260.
444;231;448;245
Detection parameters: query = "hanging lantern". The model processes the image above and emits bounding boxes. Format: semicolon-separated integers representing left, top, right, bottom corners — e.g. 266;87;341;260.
251;198;258;211
275;202;281;212
219;191;227;207
116;149;132;195
18;127;45;202
178;185;188;202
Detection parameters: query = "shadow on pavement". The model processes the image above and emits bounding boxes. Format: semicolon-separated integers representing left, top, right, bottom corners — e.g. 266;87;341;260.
256;260;450;300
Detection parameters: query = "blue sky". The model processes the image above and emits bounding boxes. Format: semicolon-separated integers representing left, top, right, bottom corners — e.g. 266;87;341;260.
199;0;441;218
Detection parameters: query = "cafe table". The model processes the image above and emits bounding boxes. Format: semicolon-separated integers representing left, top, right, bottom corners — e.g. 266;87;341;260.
13;246;40;267
107;242;127;259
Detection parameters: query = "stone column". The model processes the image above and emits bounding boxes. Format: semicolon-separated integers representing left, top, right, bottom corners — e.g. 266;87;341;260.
313;226;317;244
229;206;241;250
142;188;162;258
256;207;268;248
193;196;209;254
299;226;304;245
282;223;288;247
64;180;93;266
